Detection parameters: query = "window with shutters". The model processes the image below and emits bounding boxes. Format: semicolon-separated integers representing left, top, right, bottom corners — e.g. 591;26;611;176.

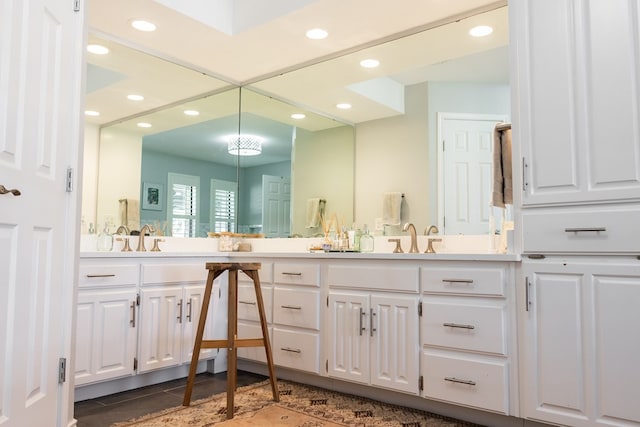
210;179;237;233
167;173;200;237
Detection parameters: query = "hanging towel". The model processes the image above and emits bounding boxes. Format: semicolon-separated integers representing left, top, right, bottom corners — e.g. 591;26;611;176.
119;198;140;231
491;124;513;208
382;192;402;225
306;198;322;228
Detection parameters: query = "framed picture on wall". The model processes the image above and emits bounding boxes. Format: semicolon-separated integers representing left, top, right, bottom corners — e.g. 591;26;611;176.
142;182;163;211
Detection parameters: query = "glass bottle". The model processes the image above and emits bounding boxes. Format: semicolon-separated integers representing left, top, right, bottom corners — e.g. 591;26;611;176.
359;224;374;253
96;223;114;251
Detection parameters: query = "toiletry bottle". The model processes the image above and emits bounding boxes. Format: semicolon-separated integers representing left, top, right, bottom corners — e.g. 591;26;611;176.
359;224;374;253
97;223;113;251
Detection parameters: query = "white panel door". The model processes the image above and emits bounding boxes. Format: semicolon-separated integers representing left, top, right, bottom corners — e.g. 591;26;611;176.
370;295;419;394
138;286;183;372
74;289;137;386
262;175;291;238
513;0;640;206
440;114;507;235
182;284;218;363
328;292;369;384
0;0;84;425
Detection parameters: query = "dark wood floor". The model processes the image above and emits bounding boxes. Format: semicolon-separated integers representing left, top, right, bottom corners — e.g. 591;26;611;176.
74;370;266;427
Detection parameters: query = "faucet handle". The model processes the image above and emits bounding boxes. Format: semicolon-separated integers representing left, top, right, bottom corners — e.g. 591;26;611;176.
387;238;404;254
151;238;165;252
425;238;442;254
115;237;133;252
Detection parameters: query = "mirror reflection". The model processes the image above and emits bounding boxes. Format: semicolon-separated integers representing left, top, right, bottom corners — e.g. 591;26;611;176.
83;5;509;238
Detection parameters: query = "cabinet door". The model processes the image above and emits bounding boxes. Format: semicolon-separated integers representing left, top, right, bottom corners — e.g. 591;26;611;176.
521;259;640;426
182;284;219;363
370;295;419;394
513;0;640;206
328;292;369;384
75;288;137;385
138;286;183;372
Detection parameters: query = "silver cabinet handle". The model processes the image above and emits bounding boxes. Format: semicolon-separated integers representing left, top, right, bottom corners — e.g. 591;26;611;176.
86;274;116;278
177;299;183;323
564;227;606;233
281;272;302;276
444;377;476;386
443;322;475;330
239;300;256;305
130;301;136;327
359;308;366;336
280;347;302;354
442;279;474;284
0;185;21;196
186;298;192;322
370;309;376;337
281;305;302;310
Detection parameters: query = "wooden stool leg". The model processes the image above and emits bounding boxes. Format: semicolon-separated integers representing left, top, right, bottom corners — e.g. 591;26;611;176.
226;269;238;419
246;270;279;402
183;271;216;406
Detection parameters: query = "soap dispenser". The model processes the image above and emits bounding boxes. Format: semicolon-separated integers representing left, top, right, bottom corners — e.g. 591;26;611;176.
97;223;114;251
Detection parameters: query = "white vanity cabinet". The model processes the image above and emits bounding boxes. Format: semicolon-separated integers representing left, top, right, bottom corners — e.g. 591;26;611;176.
520;256;640;427
75;262;139;385
512;0;640;207
271;262;322;373
138;262;223;373
327;263;420;394
420;262;514;415
237;263;273;364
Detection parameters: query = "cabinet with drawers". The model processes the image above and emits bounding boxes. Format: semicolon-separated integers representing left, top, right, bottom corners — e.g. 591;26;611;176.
237;262;273;364
420;261;515;415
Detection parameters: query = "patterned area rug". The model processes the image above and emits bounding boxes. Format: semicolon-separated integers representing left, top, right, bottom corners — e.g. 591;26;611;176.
112;379;484;426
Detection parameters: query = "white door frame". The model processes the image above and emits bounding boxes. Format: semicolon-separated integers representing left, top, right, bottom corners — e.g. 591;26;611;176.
436;112;508;234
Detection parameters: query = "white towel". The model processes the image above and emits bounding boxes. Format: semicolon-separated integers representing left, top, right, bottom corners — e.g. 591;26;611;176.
382;192;402;225
305;198;322;228
491;124;513;208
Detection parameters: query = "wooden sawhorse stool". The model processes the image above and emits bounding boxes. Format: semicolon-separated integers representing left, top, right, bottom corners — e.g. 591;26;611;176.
182;262;279;419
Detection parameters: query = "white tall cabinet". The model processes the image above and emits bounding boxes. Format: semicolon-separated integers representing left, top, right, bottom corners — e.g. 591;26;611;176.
511;1;640;426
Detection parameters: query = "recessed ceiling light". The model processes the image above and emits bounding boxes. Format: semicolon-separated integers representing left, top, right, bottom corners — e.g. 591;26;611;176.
86;44;109;55
137;122;152;128
360;59;380;68
84;110;100;116
127;94;144;101
130;20;157;32
306;28;328;40
336;103;352;110
469;25;493;37
291;113;306;120
184;110;200;116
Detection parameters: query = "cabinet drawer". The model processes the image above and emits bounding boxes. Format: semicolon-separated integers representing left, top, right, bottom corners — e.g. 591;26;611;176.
237;284;273;323
522;206;640;253
79;264;138;288
142;263;208;285
421;300;507;355
421;265;505;296
422;351;508;414
273;328;320;374
237;322;272;364
238;262;273;284
274;263;319;287
328;264;419;292
272;287;320;330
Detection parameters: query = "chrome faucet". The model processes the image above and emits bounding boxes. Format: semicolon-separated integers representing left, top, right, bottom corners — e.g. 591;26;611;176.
424;225;439;236
402;222;419;253
116;225;130;235
136;224;155;252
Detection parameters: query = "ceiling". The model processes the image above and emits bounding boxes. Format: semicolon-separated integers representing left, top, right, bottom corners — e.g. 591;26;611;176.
86;0;509;166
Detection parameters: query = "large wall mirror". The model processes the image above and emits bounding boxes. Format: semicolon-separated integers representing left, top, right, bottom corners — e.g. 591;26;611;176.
83;5;508;238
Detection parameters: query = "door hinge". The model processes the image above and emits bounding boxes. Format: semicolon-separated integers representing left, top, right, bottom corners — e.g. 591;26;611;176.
66;168;73;192
136;293;140;306
418;302;422;317
134;357;138;371
58;358;67;384
73;0;80;12
522;157;529;191
419;375;423;391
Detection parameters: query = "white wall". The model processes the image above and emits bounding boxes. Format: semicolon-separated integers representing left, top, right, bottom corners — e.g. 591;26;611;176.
81;123;100;232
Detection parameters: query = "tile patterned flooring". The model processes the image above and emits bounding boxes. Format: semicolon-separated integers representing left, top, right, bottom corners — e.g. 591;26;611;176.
74;370;267;427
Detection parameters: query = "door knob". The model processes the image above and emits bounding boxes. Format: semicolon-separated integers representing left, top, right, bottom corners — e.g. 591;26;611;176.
0;185;21;196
